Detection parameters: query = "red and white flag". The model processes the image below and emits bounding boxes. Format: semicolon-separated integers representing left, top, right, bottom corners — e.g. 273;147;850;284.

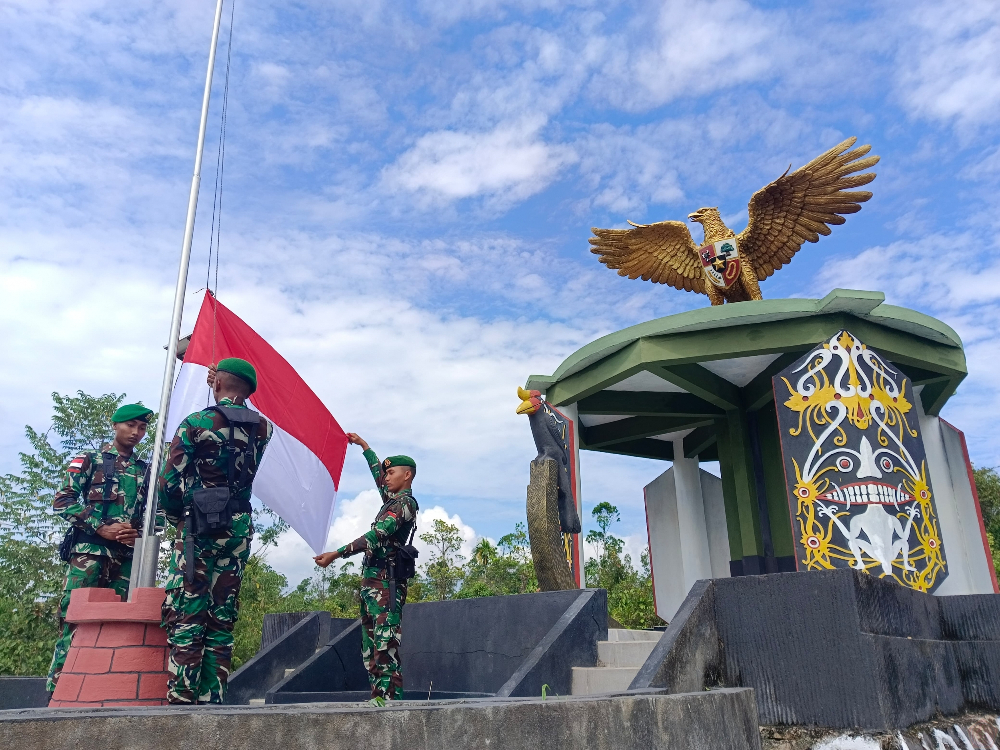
164;292;347;554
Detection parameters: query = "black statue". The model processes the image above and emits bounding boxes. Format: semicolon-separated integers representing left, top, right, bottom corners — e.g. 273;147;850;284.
516;387;582;534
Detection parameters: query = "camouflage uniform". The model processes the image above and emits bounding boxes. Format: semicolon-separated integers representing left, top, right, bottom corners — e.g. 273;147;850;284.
46;444;149;692
157;397;271;704
337;449;418;701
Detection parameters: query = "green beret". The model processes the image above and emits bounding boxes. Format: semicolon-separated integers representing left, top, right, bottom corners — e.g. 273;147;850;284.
217;357;257;393
383;455;416;474
112;404;153;424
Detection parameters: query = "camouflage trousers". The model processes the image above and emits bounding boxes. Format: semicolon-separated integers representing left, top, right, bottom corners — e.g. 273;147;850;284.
360;577;407;700
161;530;250;704
46;552;132;692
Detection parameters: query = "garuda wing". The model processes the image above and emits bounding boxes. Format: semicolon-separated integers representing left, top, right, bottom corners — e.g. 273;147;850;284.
738;136;879;280
589;220;704;293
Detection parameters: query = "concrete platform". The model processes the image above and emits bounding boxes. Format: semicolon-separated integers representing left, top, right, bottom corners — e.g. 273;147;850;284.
606;628;663;642
572;666;641;694
0;688;761;750
631;570;1000;731
598;638;660;667
238;589;608;705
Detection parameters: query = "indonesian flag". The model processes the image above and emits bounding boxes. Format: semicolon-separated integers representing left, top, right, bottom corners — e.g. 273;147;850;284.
164;292;347;554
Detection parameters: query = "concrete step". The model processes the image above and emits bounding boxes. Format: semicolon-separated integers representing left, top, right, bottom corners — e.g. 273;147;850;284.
597;639;659;668
605;628;661;643
571;666;638;695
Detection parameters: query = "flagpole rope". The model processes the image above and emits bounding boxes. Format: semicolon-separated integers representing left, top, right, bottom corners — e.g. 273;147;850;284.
205;0;236;405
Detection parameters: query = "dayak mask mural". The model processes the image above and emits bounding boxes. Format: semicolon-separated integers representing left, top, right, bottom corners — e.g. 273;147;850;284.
773;330;947;592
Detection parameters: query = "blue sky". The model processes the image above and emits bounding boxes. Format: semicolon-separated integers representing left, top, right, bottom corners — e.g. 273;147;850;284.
2;0;999;586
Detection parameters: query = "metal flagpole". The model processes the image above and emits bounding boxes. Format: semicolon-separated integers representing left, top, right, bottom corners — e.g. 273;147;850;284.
132;0;228;593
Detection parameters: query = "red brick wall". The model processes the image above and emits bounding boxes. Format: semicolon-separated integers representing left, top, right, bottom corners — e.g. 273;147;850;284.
49;588;170;707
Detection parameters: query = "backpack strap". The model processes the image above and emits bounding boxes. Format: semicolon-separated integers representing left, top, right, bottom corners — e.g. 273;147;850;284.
237;419;259;492
100;452;116;524
406;517;418;546
206;405;262;497
133;458;150;527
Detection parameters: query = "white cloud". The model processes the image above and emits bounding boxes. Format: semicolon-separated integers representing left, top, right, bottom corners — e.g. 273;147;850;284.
894;0;1000;131
590;0;782;111
813;233;1000;467
414;505;480;563
262;489;481;588
383;117;576;205
264;489;383;587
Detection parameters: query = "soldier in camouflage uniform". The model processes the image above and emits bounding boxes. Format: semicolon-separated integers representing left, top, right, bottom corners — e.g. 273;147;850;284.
157;358;271;705
315;434;418;704
46;403;154;694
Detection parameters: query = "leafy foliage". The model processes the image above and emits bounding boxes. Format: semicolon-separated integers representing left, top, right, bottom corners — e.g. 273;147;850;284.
231;506;305;670
974;465;1000;575
0;391;154;675
455;523;537;598
585;503;663;629
419;518;466;601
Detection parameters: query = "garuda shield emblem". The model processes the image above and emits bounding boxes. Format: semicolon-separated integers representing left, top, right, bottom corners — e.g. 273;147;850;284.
698;238;741;288
772;331;948;593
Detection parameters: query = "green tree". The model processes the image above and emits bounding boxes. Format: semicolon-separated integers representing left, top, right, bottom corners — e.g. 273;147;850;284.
420;519;465;601
0;391;155;675
585;501;620;561
974;465;1000;575
584;503;662;629
456;523;538;598
231;555;289;669
229;505;299;669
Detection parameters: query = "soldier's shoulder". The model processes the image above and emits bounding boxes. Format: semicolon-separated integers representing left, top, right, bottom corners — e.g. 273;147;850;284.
67;450;99;474
399;493;418;513
181;407;224;430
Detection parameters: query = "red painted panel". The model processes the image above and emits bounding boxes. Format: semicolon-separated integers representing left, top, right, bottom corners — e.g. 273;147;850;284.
111;647;167;674
138;672;171;700
51;672;84;702
80;673;138;701
71;623;101;648
144;624;169;647
72;647;113;674
96;622;146;648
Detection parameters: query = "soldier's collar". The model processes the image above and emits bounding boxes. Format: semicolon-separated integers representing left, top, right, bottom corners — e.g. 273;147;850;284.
101;442;140;462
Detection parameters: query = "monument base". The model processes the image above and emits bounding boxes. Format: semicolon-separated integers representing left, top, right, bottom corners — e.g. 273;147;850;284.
49;587;170;708
0;688;760;750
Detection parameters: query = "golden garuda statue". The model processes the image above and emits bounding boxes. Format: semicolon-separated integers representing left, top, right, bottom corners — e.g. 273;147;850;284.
589;137;879;305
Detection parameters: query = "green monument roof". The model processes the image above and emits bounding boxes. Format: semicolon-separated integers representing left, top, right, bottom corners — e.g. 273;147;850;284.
530;289;961;390
525;289;966;460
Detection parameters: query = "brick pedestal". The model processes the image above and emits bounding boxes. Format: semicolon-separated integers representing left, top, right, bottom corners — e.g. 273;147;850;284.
50;587;170;707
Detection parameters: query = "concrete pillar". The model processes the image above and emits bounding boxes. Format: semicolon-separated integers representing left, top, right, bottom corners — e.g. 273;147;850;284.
917;397;998;595
644;458;730;623
672;440;713;595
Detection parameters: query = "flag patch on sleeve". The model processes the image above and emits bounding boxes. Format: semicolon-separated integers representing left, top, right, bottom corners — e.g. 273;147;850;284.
68;457;85;474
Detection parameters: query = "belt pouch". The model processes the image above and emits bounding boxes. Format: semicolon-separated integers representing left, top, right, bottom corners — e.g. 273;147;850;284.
190;487;233;536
